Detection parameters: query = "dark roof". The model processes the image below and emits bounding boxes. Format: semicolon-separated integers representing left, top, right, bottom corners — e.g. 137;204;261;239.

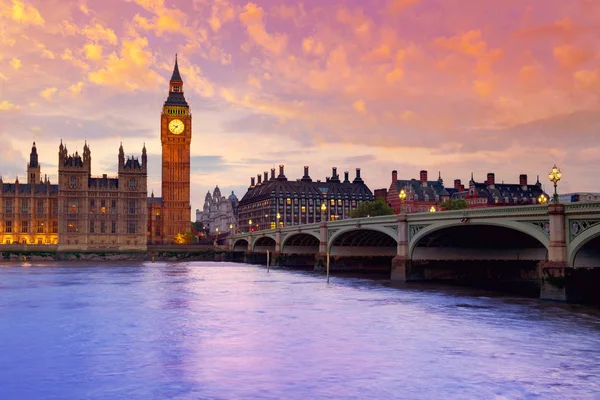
393;179;449;200
89;177;119;189
147;197;163;205
124;157;142;169
64;154;84;167
170;55;182;82
2;183;58;195
452;181;547;203
239;178;374;206
29;142;39;168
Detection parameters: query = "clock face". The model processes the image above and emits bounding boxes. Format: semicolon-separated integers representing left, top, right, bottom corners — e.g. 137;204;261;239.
168;119;185;134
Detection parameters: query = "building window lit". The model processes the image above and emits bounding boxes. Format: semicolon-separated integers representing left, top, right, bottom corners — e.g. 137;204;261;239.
67;221;77;233
5;221;13;233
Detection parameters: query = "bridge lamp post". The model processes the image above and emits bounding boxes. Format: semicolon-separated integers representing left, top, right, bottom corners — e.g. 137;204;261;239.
277;212;281;227
548;165;562;203
429;206;436;212
321;203;327;222
249;219;252;232
399;189;407;214
538;194;548;205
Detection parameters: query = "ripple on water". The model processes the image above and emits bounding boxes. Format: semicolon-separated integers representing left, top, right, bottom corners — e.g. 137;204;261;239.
0;262;598;400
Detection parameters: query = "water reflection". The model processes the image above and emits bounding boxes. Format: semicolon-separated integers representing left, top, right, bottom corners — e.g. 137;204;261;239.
0;261;598;399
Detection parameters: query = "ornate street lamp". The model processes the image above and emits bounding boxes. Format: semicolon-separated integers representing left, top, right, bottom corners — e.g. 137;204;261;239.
399;189;407;214
548;165;562;203
321;203;327;221
276;212;281;227
538;194;548;205
429;206;436;212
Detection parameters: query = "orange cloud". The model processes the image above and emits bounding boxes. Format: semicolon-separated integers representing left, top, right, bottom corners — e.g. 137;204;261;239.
0;100;21;111
553;45;594;68
61;49;90;69
40;87;58;101
83;43;103;60
239;3;287;54
302;37;325;56
82;23;118;45
129;0;192;37
352;99;366;113
5;0;44;26
574;69;599;89
10;58;22;70
68;81;84;95
88;36;164;91
386;0;420;15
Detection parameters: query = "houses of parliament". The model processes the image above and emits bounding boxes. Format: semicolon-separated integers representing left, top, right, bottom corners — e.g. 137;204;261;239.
0;57;192;250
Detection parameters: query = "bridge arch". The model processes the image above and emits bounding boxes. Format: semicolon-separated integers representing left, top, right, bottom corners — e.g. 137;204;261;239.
232;238;249;252
253;236;276;253
328;227;397;256
409;220;549;260
281;232;320;254
569;224;600;268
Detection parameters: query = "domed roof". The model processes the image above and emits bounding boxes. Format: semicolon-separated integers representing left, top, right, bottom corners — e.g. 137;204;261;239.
228;191;238;202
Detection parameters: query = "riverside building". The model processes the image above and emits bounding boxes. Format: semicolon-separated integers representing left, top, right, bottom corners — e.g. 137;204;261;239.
237;165;374;233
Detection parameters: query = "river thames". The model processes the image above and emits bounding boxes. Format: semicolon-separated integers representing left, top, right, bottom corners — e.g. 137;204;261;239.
1;262;599;399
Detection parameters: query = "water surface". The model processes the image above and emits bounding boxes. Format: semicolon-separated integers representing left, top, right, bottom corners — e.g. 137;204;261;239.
1;262;599;399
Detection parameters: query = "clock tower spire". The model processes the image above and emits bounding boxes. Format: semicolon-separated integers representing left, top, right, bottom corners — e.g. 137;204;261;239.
159;54;192;244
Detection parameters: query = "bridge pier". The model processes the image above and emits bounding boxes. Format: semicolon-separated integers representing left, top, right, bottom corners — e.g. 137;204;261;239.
540;203;571;302
315;222;328;271
391;214;409;281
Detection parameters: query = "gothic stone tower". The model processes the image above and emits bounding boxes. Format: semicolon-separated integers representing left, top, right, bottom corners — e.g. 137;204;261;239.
161;55;191;243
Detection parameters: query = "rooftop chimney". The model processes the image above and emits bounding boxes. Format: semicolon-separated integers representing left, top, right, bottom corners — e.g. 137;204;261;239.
277;164;287;181
460;184;465;192
264;171;268;183
250;177;255;187
454;179;461;191
270;168;275;180
301;166;312;182
330;167;340;183
344;171;350;183
487;173;495;186
257;174;262;185
519;174;527;189
352;168;364;184
392;170;398;183
420;170;428;184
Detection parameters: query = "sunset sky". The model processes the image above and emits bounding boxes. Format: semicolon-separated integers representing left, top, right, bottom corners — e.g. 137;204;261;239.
0;0;599;212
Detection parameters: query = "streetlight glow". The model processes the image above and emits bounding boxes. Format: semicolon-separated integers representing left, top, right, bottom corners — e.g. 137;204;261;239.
538;194;548;204
429;206;436;212
399;189;406;214
548;165;562;203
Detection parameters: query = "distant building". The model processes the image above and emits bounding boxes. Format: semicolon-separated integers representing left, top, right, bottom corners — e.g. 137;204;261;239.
238;165;374;233
0;142;147;250
0;143;58;245
387;170;455;214
558;193;600;203
195;186;239;234
374;188;388;201
452;173;548;207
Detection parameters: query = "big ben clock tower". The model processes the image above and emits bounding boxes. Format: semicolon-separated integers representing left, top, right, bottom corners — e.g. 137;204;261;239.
161;55;191;243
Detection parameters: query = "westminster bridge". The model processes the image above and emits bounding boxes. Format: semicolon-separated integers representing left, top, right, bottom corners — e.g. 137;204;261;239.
230;202;600;303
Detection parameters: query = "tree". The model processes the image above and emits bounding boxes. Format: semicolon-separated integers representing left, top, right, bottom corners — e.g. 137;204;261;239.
173;231;197;245
439;198;468;211
351;198;395;218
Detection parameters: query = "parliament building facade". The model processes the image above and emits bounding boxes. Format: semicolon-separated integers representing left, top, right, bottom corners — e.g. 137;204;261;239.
0;57;192;249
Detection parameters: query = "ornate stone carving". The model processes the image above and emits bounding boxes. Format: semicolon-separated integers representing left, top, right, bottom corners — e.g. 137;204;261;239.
570;220;600;239
409;224;428;239
527;221;550;237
